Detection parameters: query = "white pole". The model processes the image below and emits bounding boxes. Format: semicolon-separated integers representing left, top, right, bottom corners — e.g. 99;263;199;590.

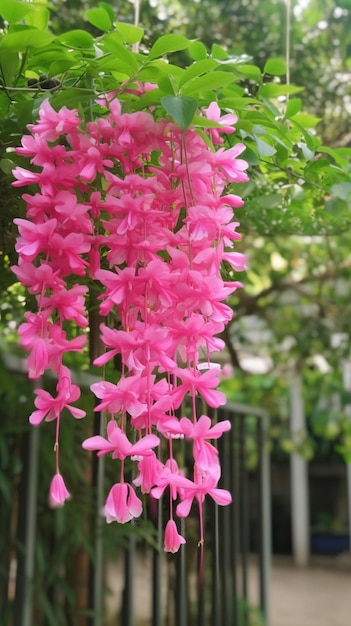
290;374;309;566
342;361;351;551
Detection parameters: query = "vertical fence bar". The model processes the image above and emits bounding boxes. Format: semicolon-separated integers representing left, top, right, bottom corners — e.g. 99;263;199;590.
239;416;249;608
210;407;222;626
197;501;206;626
14;426;40;626
122;531;135;626
89;409;105;626
152;498;162;626
223;402;271;626
210;498;221;626
218;407;231;625
176;517;187;626
230;412;240;626
259;413;271;626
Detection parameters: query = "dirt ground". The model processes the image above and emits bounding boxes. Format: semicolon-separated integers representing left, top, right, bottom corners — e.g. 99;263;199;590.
105;553;351;625
270;556;351;626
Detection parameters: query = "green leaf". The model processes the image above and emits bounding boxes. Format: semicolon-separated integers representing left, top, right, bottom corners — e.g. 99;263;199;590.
291;113;321;128
236;64;262;82
284;98;302;119
0;158;15;175
158;73;178;95
25;6;49;30
318;146;351;168
219;97;261;110
179;59;219;88
298;142;314;161
258;192;282;208
51;87;96;109
192;115;223;129
0;0;34;24
0;51;20;84
241;146;260;166
0;26;54;52
85;7;113;32
148;34;190;60
116;22;144;45
102;33;140;72
253;134;277;157
130;87;163;111
181;71;236;96
136;60;183;84
56;30;94;49
264;57;287;76
189;41;207;61
161;95;198;131
290;118;316;150
13;95;34;127
331;182;351;201
99;2;115;23
260;83;304;98
211;43;228;60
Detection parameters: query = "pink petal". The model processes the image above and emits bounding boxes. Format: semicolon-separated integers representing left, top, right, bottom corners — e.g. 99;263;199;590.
49;473;71;508
67;406;86;419
105;483;130;523
210;488;232;506
201;388;226;408
29;409;46;426
131;434;160;455
126;485;143;518
176;497;194;518
164;519;186;553
82;435;113;453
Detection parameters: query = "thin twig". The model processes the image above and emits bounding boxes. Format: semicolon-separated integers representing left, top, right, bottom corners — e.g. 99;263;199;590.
132;0;141;53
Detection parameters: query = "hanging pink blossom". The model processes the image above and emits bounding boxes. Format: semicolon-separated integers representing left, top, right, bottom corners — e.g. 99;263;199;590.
164;519;186;553
49;473;71;508
13;93;248;552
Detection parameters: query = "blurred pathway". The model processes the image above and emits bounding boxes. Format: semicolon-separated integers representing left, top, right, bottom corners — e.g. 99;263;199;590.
270;557;351;626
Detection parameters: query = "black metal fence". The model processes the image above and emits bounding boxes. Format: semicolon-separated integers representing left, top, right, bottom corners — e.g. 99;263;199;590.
112;403;271;626
3;358;270;626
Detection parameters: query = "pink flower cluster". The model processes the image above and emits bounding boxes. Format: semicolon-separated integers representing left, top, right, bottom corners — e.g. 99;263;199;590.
13;97;248;549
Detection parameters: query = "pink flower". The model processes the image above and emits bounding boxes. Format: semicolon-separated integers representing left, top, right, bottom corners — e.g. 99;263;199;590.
133;452;164;493
47;232;90;276
95;267;139;315
151;459;189;502
13;96;247;544
205;102;237;144
40;284;88;327
90;378;146;418
104;482;142;523
176;471;232;518
28;99;80;141
82;419;160;460
27;337;49;379
14;218;57;260
168;314;224;364
171;368;226;409
49;473;71;507
11;261;64;294
53;190;93;234
29;368;86;425
164;519;186;553
211;144;249;182
160;414;231;475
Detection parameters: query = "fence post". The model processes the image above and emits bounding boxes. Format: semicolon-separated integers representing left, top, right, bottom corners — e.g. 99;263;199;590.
14;426;40;626
259;412;271;626
290;374;309;566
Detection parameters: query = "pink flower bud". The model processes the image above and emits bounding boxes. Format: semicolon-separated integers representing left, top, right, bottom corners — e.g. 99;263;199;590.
49;473;71;508
164;519;186;554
